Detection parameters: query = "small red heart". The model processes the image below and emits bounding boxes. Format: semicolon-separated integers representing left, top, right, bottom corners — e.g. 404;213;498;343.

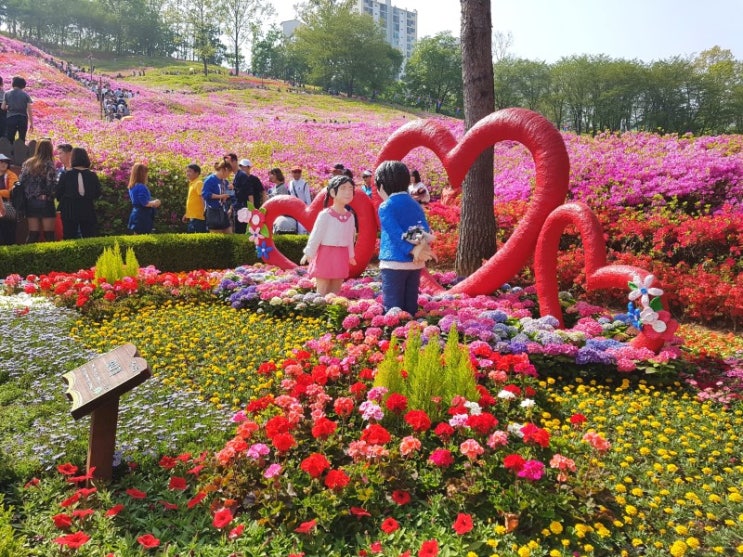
260;191;378;276
535;202;674;351
375;108;570;296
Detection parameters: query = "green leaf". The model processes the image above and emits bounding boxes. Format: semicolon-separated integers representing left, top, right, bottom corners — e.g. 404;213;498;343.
649;297;663;311
628;282;637;291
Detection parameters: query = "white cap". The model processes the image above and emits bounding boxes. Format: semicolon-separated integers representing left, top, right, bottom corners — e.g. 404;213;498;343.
239;159;252;167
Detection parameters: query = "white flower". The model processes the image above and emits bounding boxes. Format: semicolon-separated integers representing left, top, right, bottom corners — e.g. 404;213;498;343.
448;414;469;428
497;389;516;400
639;307;667;332
520;398;535;408
464;401;482;415
628;274;664;308
236;207;251;223
507;422;524;438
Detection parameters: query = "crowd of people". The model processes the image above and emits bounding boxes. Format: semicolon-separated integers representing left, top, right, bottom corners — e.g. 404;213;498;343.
0;65;437;302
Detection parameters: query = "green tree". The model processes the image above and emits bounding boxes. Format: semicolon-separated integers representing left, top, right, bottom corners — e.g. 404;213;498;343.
292;0;401;97
403;32;462;114
456;0;496;276
220;0;272;76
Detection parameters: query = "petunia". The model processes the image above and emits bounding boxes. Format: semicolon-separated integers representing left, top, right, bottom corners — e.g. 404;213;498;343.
53;531;90;549
168;476;188;490
418;539;439;557
391;490;411;505
294;519;317;534
452;513;474;535
52;513;73;529
212;508;234;529
381;517;399;534
137;533;160;549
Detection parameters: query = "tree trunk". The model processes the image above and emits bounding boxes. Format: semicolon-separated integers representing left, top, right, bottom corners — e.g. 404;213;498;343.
455;0;496;277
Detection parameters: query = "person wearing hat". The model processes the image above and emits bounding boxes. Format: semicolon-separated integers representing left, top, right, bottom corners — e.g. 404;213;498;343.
360;170;373;197
289;166;312;234
236;159;264;233
332;163;345;176
0;153;18;245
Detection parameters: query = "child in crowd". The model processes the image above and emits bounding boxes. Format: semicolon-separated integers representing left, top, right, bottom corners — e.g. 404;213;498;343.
375;160;436;316
127;163;160;234
300;175;357;295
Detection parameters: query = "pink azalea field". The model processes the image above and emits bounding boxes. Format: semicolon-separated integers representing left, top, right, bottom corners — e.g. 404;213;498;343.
1;36;743;557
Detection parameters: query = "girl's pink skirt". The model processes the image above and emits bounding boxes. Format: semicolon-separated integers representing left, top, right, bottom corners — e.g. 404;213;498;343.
309;245;350;279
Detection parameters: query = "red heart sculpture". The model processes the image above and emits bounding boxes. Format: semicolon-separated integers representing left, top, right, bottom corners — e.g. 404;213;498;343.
260;190;378;277
375;107;570;296
534;202;676;351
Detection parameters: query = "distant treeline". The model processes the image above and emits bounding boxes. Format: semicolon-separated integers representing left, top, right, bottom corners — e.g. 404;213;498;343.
493;49;743;135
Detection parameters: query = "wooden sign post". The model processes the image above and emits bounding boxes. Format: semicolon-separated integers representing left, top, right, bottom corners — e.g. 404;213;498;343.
63;344;150;481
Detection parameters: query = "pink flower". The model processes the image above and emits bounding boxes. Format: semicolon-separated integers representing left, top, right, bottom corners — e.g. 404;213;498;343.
516;459;545;481
583;431;611;452
428;448;454;468
399;435;421;457
459;438;484;461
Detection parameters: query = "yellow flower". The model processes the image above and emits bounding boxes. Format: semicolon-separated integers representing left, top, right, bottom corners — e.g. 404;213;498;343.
670;540;687;557
549;521;563;535
517;547;530;557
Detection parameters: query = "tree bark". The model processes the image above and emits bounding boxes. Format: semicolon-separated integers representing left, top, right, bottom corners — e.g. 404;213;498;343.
456;0;497;277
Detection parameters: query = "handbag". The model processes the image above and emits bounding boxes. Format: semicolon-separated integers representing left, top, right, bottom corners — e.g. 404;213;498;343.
1;200;16;221
10;181;26;218
205;205;230;230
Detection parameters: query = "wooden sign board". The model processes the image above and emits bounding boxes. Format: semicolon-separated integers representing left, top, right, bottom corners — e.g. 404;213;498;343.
63;343;150;420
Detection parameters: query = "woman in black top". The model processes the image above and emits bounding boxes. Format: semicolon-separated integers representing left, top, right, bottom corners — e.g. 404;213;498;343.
55;147;102;239
19;139;56;242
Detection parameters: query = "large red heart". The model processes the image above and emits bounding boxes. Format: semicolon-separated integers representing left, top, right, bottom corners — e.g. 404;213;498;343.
375;107;570;296
260;190;378;277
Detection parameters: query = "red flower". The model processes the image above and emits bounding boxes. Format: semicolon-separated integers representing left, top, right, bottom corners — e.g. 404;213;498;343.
187;491;207;509
391;490;411;505
570;413;587;426
159;456;177;469
137;533;160;549
333;397;355;417
56;463;79;476
404;410;432;432
324;469;350;490
381;517;399;534
349;381;367;399
503;384;522;397
370;541;383;553
160;500;178;510
72;508;95;520
467;412;498;435
300;453;331;478
187;464;204;476
272;432;297;452
67;467;96;483
229;523;245;539
294;519;317;534
361;424;391;445
126;488;147;500
23;477;40;488
521;423;550;448
311;417;337;439
257;361;277;375
385;393;409;414
53;531;90;549
428;448;454;468
168;476;188;490
418;539;439;557
265;415;292;438
105;504;124;517
76;487;97;498
52;513;73;529
503;453;526;472
350;507;371;517
213;508;234;529
452;513;473;535
433;422;455;439
60;493;81;507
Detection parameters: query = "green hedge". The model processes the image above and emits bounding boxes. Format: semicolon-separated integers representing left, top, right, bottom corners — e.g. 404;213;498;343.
0;234;309;276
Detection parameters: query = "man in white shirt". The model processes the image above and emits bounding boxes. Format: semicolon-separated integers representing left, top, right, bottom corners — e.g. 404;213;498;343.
289;166;312;234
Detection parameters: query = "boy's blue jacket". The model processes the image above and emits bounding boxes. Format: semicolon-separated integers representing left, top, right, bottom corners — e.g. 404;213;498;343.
378;192;431;262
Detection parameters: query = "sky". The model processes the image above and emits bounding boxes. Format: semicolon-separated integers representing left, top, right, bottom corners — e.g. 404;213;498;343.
269;0;743;63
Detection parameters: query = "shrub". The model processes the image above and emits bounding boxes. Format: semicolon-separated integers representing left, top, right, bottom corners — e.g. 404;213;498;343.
0;495;27;557
0;234;306;276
